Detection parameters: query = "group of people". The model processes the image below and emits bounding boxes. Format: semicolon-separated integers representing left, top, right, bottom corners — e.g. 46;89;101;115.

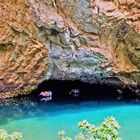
39;89;80;102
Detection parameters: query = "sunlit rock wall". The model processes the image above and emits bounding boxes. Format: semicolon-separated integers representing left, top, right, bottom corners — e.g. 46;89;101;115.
0;0;140;98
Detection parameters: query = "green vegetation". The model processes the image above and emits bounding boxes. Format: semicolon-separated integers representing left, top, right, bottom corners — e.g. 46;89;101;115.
0;117;121;140
59;116;121;140
11;85;37;98
0;129;22;140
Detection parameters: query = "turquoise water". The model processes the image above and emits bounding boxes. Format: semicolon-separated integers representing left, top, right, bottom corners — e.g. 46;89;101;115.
0;98;140;140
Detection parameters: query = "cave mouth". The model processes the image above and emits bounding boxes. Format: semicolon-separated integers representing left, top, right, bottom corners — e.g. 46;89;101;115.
31;80;138;101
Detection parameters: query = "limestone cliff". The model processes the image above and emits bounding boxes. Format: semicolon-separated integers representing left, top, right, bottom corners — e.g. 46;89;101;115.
0;0;140;98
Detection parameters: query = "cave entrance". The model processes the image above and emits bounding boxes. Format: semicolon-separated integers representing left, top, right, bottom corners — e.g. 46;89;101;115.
32;80;125;101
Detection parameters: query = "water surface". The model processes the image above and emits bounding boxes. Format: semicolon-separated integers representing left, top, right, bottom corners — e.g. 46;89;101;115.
0;97;140;140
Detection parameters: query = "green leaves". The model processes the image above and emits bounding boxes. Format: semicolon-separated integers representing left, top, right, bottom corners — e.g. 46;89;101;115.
59;116;121;140
0;129;22;140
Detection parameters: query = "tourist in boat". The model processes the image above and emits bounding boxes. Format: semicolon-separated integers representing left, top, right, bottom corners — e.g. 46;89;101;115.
39;91;52;97
39;91;53;102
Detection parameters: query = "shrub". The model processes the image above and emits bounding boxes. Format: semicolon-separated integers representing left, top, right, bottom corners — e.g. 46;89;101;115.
59;116;121;140
0;129;22;140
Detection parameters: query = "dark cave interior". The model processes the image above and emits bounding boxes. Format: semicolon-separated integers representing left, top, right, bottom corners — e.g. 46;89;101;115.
31;80;139;101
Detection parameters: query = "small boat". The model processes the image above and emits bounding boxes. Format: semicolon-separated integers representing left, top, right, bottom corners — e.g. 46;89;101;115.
69;89;80;97
39;91;52;97
39;91;53;102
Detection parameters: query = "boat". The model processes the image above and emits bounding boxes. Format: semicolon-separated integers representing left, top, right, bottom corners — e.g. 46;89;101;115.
69;89;80;97
39;91;53;102
39;91;52;97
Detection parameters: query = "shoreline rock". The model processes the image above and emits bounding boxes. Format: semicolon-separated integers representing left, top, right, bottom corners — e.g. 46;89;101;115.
0;84;37;99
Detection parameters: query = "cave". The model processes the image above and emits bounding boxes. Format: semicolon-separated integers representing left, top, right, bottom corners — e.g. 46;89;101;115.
31;80;139;101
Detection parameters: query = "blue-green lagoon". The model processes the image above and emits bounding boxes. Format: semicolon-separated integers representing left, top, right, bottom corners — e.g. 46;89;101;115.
0;97;140;140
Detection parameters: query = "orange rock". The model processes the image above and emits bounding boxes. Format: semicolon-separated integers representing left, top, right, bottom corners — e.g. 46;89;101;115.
0;0;140;97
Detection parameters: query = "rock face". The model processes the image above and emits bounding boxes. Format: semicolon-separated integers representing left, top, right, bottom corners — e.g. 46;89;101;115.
0;0;140;98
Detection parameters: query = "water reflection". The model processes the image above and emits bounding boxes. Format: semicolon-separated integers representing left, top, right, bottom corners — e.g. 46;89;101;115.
0;97;43;125
0;96;140;126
